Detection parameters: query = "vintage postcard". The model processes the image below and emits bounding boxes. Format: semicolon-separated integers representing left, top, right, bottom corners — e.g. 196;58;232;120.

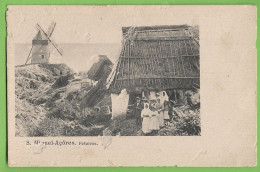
7;5;256;166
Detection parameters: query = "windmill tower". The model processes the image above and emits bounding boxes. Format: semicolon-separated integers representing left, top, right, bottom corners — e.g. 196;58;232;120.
25;22;63;65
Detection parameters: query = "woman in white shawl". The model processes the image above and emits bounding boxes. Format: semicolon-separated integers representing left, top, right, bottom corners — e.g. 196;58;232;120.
149;101;160;133
141;103;152;135
156;98;164;127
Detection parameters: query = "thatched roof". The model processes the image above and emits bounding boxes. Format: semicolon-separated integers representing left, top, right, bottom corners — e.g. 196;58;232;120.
109;25;200;94
80;55;113;108
87;55;113;81
122;25;190;34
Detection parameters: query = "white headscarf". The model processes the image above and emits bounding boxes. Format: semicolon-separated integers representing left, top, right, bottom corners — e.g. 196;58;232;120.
141;103;151;117
160;91;169;102
144;103;149;110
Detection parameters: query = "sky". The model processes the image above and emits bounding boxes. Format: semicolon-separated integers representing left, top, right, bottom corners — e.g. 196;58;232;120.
7;5;199;44
7;5;199;72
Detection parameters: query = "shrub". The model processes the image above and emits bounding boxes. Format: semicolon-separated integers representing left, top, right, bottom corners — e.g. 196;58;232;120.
46;102;78;121
51;92;61;101
34;97;47;105
52;75;73;88
30;118;89;136
34;118;66;136
16;113;43;137
174;110;201;136
62;121;85;136
81;113;111;127
118;118;139;136
88;126;105;136
107;115;139;136
29;80;39;89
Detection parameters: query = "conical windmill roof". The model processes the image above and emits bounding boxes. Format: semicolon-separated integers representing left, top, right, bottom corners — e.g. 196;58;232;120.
33;30;48;40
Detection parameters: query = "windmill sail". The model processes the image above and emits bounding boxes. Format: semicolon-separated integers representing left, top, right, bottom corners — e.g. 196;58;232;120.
36;23;63;56
49;38;63;55
46;22;56;37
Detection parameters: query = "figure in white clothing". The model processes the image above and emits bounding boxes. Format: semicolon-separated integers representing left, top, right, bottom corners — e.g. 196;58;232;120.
156;98;164;127
149;101;160;132
159;91;169;102
141;103;152;135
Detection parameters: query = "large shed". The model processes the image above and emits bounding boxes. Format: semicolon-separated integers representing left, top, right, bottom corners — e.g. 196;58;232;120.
107;25;200;118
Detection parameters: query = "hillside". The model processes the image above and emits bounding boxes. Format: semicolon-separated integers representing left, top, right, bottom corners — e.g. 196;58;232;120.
15;63;111;137
15;63;200;137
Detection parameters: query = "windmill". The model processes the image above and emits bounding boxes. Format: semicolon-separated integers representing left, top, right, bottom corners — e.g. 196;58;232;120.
25;22;63;65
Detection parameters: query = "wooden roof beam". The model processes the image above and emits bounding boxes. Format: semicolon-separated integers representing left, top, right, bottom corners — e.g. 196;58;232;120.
120;54;200;59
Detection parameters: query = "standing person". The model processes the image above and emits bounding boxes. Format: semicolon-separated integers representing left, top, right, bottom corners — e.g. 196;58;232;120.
149;100;160;134
160;91;169;103
168;100;175;121
156;98;164;128
163;100;170;125
134;97;143;128
141;103;152;135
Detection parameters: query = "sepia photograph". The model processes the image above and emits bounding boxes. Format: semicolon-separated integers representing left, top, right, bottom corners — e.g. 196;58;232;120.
7;5;256;167
14;13;200;137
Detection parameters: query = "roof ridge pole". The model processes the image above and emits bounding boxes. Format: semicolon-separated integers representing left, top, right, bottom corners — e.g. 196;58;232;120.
121;54;199;59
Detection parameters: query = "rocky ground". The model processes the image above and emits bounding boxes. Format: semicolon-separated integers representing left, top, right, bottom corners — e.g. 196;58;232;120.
15;63;111;137
15;63;200;137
